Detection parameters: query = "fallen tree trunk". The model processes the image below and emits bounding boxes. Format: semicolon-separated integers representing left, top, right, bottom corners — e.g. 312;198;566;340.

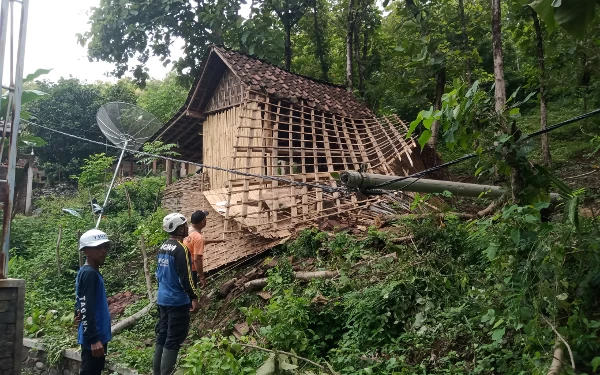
547;346;563;375
111;302;154;335
244;270;340;292
384;212;476;221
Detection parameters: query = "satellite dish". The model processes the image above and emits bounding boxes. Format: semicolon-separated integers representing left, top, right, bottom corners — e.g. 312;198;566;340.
94;102;163;228
96;102;162;151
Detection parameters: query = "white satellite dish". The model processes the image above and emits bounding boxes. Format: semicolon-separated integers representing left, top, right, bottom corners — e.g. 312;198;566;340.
94;102;163;228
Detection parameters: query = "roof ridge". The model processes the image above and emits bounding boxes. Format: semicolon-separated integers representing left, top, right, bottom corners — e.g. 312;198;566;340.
210;44;349;91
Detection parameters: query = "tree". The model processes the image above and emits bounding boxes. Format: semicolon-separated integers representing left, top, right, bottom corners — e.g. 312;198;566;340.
265;0;315;70
78;0;244;86
531;8;551;166
346;0;355;90
137;73;189;124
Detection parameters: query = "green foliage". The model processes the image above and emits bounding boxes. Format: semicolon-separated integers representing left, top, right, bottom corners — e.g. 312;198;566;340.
285;228;328;258
136;141;180;166
137;74;189;123
181;333;262;374
71;153;115;194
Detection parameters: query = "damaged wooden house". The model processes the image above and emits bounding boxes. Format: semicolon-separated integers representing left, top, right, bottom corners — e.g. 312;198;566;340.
149;45;437;272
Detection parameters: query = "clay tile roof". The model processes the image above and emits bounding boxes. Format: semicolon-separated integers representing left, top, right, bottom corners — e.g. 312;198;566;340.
213;46;372;119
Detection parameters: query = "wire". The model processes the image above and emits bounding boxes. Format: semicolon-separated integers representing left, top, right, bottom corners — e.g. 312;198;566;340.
22;119;347;194
372;108;600;189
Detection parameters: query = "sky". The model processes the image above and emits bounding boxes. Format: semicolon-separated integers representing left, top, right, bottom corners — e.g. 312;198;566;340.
18;0;182;83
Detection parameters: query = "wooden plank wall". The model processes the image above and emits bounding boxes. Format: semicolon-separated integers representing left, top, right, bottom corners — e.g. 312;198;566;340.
202;103;263;189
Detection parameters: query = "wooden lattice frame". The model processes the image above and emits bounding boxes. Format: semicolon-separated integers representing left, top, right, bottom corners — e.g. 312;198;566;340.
201;92;422;238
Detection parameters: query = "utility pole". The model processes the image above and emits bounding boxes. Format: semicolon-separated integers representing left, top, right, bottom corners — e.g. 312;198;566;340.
340;171;560;202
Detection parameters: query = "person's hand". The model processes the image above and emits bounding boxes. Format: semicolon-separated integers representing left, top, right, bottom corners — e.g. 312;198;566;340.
73;310;81;326
190;299;200;314
199;276;207;289
91;341;105;358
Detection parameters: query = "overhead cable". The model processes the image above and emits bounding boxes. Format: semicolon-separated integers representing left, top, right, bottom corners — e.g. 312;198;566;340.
22;119;346;194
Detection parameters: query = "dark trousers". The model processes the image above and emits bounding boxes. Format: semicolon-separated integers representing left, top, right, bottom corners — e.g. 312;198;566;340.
80;344;107;375
192;271;198;286
155;304;191;350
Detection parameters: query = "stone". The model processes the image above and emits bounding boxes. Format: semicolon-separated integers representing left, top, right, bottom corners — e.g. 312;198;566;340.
41;371;49;375
0;324;5;334
49;369;58;375
35;361;45;370
63;369;71;375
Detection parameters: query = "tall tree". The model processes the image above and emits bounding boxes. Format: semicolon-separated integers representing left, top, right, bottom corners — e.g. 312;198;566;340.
458;0;472;85
491;0;506;115
346;0;355;90
78;0;244;86
531;9;551;166
312;0;330;81
266;0;314;70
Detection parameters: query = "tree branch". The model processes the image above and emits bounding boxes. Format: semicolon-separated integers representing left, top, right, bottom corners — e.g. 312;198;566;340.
239;343;329;372
541;316;575;371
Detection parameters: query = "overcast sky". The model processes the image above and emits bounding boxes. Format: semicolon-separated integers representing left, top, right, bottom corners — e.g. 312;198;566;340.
19;0;182;83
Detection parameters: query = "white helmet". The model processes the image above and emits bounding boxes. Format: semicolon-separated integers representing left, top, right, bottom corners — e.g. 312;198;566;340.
79;229;111;251
163;213;187;233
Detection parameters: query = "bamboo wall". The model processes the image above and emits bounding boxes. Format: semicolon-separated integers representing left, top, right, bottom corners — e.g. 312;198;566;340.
202;102;263;189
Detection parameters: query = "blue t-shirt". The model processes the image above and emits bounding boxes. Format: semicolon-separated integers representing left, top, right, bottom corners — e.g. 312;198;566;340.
156;239;197;306
75;265;112;348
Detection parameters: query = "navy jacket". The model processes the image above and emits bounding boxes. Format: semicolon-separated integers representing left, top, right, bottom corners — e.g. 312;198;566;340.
75;265;111;348
156;239;197;306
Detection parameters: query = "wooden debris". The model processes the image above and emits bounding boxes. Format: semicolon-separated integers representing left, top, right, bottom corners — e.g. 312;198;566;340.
233;322;249;339
256;291;272;300
111;302;155;335
311;294;329;305
220;278;238;296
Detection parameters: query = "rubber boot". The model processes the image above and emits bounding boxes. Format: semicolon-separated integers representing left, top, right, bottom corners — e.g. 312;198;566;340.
153;345;164;375
160;348;179;375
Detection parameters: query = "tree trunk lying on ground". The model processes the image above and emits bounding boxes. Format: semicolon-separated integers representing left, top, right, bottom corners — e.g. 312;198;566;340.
547;345;563;375
111;302;154;335
244;270;340;292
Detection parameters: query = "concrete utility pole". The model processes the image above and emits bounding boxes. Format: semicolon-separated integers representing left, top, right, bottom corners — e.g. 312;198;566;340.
340;171;560;202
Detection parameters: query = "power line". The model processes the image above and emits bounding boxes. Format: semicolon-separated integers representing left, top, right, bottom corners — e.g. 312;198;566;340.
22;119;347;194
371;108;600;189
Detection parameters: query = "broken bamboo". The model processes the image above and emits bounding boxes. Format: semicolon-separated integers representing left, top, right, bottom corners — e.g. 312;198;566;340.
140;235;153;302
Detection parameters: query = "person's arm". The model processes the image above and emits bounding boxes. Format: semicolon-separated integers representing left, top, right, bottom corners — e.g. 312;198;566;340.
175;244;199;308
193;234;206;287
77;270;102;350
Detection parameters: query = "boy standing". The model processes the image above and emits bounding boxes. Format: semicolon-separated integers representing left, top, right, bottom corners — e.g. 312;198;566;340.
183;210;223;288
153;213;199;375
75;229;112;375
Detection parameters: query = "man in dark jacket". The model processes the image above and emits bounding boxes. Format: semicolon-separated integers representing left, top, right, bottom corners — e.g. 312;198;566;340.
153;213;199;375
75;229;112;375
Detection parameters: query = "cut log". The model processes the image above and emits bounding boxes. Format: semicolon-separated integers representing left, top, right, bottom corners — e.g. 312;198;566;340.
244;270;339;291
547;346;563;375
294;271;339;281
220;278;238;296
390;235;413;244
111;302;154;335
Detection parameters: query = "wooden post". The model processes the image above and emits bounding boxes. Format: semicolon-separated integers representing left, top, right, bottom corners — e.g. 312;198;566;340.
140;235;153;302
166;159;173;185
130;159;134;177
152;160;157;174
55;225;62;276
77;230;83;268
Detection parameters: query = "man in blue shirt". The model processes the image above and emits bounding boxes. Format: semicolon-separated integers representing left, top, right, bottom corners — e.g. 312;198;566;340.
153;213;199;375
75;229;112;375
